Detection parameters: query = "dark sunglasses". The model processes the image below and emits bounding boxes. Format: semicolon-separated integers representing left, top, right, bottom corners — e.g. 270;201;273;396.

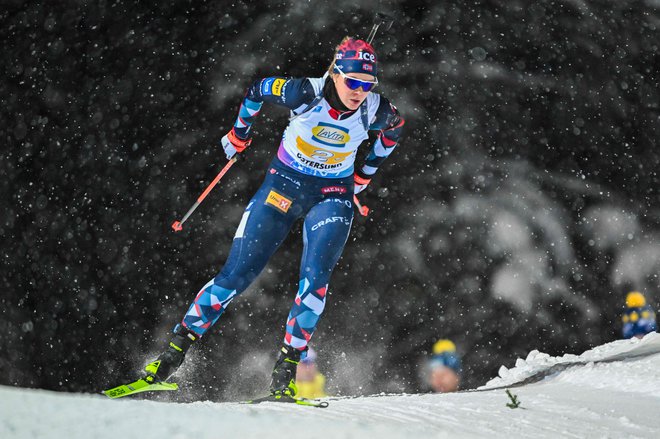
334;67;378;92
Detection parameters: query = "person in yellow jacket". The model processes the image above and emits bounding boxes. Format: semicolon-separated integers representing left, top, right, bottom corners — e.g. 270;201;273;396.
295;347;327;399
622;291;657;339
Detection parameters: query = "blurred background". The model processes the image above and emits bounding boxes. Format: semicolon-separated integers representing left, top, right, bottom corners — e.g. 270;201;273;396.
1;0;659;401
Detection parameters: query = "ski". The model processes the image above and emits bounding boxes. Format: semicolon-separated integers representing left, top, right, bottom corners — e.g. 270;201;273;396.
102;378;178;399
243;394;329;408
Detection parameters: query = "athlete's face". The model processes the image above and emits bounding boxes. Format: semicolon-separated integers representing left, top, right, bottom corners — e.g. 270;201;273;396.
332;72;377;111
429;366;460;393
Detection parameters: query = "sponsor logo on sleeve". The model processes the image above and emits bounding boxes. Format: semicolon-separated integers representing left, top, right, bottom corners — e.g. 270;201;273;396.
271;78;286;96
262;78;286;96
261;78;274;95
265;190;293;213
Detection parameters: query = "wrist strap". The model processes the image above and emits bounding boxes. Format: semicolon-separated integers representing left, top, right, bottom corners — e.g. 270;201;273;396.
228;128;252;149
354;174;371;186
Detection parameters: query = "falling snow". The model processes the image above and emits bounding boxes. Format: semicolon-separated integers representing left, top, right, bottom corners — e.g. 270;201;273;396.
1;1;659;404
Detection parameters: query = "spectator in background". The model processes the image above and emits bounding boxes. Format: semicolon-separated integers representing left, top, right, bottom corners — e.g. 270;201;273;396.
622;291;657;339
426;339;462;393
295;347;327;399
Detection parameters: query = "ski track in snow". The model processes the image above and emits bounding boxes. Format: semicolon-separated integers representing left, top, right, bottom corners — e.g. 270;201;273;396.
2;334;660;439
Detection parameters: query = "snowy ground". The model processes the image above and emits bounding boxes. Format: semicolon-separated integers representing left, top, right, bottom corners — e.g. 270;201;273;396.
2;334;660;439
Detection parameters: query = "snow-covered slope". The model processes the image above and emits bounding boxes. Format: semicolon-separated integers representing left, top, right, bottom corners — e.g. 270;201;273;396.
2;334;660;439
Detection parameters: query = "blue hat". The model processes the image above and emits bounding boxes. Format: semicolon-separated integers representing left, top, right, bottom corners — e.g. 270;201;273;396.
622;292;657;339
334;38;378;77
429;339;462;374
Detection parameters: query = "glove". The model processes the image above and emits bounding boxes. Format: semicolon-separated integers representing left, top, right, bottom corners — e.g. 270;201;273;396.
220;128;252;160
354;173;371;194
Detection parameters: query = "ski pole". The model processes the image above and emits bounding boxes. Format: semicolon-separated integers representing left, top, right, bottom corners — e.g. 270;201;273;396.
366;12;395;45
353;195;370;217
352;13;394;219
353;13;393;219
171;157;238;232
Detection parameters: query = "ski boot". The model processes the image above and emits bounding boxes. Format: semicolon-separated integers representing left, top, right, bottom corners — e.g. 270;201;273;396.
269;344;307;397
144;324;198;383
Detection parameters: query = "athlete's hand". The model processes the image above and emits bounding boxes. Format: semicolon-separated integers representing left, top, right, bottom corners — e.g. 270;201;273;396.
354;174;371;194
220;128;252;160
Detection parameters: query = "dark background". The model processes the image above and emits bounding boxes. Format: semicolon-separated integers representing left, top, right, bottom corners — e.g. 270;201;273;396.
2;0;659;401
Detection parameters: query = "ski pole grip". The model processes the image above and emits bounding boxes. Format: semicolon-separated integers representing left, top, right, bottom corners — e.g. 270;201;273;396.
367;12;395;44
374;12;395;30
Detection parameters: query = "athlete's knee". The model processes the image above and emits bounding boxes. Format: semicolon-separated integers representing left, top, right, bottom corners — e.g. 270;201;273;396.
300;269;332;288
214;268;257;294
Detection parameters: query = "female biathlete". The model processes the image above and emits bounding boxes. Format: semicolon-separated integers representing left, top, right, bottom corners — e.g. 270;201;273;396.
144;37;404;400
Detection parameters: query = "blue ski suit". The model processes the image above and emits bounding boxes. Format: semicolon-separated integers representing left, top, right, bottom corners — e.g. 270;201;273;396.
180;74;404;350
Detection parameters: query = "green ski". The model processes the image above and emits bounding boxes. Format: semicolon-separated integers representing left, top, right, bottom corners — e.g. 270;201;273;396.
102;378;178;399
243;394;329;408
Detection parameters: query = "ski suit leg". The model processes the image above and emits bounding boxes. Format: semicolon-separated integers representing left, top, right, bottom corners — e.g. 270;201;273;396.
181;175;302;336
284;197;354;349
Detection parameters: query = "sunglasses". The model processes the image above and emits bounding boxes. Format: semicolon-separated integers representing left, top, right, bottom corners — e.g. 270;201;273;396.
334;67;378;92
